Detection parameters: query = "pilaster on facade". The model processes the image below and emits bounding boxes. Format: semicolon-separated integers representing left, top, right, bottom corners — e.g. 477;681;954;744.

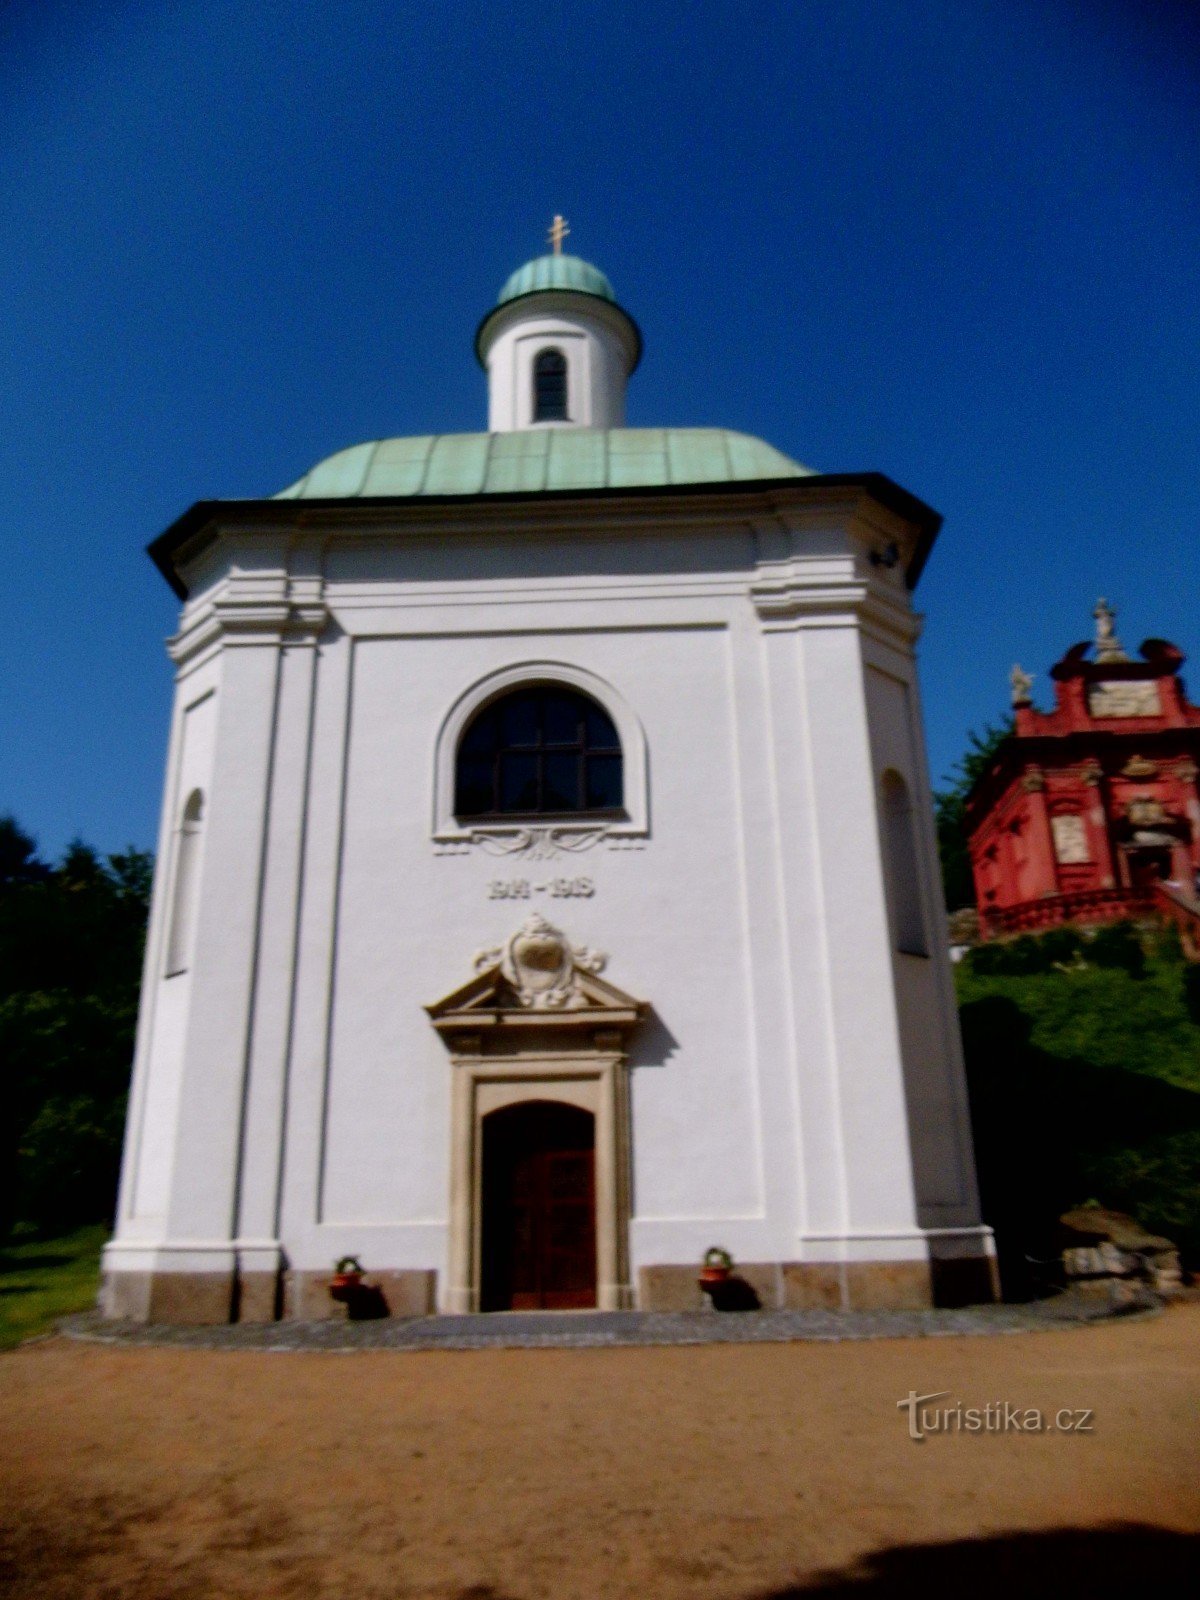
162;639;285;1248
233;636;323;1254
781;620;923;1248
1018;773;1057;890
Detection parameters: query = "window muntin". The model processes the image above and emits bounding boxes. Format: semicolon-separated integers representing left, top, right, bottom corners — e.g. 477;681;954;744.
455;686;623;819
533;348;568;422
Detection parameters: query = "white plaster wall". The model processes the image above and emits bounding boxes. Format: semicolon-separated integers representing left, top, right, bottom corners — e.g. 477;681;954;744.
783;622;921;1258
315;624;764;1238
108;499;987;1297
863;654;981;1229
482;300;634;430
117;677;218;1230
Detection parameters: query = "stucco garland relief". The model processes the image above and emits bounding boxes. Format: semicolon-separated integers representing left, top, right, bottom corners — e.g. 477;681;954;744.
473;824;609;858
473;912;606;1010
433;824;644;858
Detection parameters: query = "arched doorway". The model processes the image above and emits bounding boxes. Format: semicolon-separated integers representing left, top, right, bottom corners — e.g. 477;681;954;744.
480;1101;597;1311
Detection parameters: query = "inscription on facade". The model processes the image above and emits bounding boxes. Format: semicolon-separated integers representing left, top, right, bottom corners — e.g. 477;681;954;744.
488;877;595;900
1087;681;1161;718
1050;814;1091;864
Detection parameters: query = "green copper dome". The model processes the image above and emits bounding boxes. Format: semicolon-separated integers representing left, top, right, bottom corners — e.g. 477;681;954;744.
495;253;616;307
275;428;813;500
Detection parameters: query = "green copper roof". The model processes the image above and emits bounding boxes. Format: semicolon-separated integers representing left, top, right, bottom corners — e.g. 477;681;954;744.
476;251;640;368
496;253;616;307
275;428;814;500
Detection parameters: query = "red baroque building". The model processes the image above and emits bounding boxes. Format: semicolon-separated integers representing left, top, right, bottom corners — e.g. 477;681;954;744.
966;603;1200;939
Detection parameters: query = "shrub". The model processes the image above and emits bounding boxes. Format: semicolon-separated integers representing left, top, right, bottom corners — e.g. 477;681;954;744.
957;933;1200;1290
1182;964;1200;1025
966;928;1083;976
1087;920;1146;978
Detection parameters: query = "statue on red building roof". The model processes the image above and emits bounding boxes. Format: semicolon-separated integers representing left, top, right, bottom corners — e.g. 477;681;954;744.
965;603;1200;944
1092;597;1128;663
1009;664;1034;707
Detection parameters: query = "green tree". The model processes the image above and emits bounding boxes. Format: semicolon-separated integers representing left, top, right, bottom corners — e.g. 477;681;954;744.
934;719;1013;910
0;817;49;890
0;818;152;1236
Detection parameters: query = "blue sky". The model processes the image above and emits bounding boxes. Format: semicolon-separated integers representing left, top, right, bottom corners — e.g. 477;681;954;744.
3;0;1198;859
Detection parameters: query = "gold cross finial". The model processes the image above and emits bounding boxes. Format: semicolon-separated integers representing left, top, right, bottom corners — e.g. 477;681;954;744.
548;213;570;255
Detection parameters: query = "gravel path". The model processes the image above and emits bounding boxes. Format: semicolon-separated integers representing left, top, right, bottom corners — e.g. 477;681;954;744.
59;1286;1157;1352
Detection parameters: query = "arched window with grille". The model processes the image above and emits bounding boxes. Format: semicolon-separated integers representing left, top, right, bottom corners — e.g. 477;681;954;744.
165;788;204;976
455;685;623;819
532;348;568;422
880;770;928;957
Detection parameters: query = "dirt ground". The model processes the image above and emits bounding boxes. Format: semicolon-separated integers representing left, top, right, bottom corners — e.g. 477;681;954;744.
2;1305;1199;1600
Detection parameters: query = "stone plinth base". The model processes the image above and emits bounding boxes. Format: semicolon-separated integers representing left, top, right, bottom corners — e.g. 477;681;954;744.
101;1245;996;1324
638;1252;999;1312
100;1267;438;1325
637;1263;785;1312
284;1269;437;1321
929;1251;1002;1308
101;1269;236;1325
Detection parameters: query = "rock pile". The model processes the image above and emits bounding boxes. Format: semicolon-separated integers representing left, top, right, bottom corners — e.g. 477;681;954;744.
1059;1205;1183;1302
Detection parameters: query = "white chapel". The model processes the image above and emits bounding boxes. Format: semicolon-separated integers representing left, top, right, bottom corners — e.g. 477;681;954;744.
102;226;996;1321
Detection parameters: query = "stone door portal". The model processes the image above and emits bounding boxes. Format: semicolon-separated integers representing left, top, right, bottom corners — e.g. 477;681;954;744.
480;1100;597;1310
427;912;643;1312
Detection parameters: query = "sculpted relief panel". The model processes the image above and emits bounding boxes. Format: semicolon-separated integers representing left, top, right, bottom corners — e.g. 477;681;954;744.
1050;814;1091;864
1087;681;1161;718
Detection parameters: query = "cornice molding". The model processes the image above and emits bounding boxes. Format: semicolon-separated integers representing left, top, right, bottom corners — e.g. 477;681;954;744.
149;471;942;600
749;569;920;648
168;582;329;668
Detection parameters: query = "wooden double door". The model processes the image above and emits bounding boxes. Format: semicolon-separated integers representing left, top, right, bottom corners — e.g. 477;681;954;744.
480;1100;597;1311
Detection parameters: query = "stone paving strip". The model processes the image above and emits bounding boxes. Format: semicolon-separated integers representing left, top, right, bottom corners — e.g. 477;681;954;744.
58;1289;1160;1353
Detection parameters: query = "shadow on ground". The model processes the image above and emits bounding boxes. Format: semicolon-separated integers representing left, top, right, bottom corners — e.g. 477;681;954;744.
2;1500;1195;1599
747;1524;1199;1598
